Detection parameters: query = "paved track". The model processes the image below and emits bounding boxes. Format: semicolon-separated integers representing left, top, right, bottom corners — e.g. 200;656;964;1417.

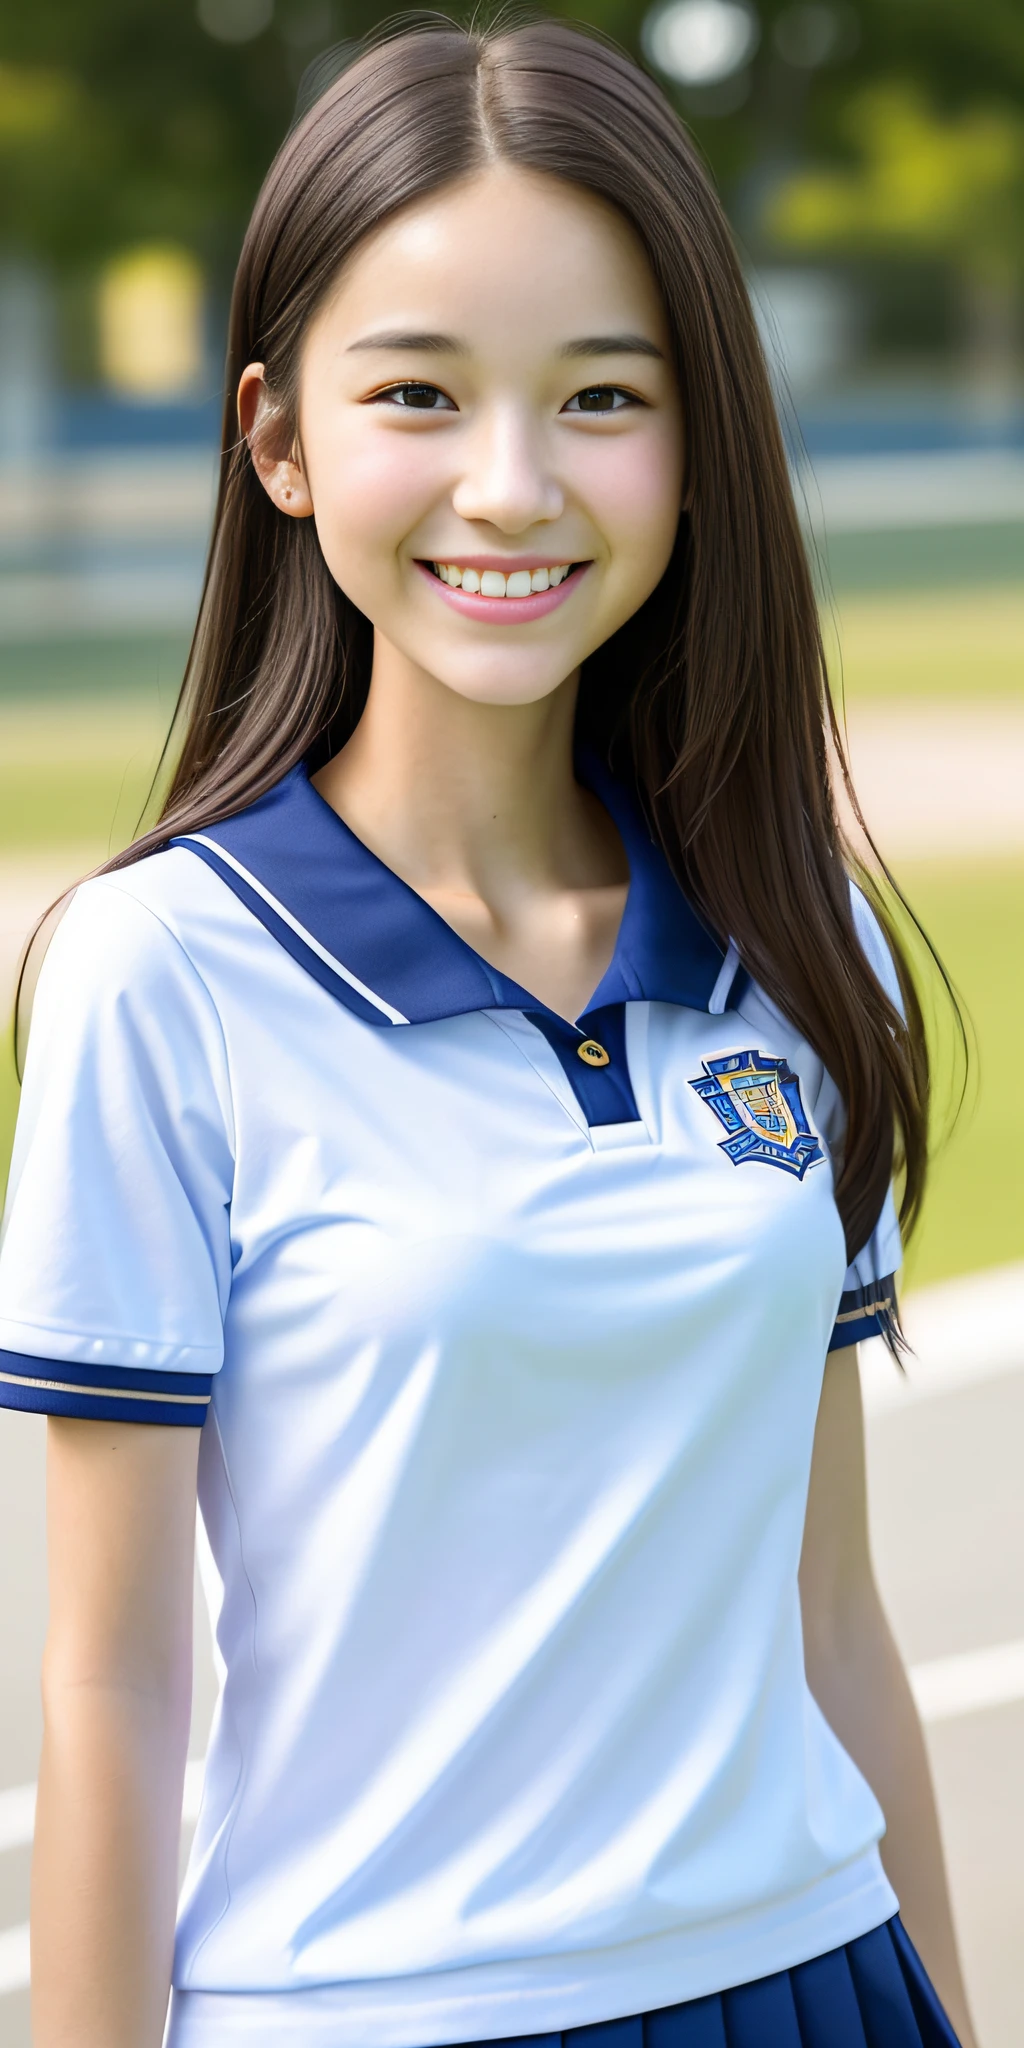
838;702;1024;859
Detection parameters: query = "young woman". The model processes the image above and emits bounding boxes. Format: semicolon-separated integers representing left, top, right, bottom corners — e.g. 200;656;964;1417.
0;20;976;2047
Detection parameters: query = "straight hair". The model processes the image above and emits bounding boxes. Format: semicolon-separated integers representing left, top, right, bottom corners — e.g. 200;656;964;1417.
76;17;935;1270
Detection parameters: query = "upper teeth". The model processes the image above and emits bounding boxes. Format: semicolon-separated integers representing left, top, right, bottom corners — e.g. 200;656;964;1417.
433;564;572;595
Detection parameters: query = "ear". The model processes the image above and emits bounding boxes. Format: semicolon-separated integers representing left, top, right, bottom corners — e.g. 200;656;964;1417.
238;363;314;519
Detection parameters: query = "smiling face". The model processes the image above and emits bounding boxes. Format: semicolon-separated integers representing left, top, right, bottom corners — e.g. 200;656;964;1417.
244;164;685;709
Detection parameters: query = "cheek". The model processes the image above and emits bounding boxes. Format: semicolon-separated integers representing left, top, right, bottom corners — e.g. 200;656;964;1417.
574;431;683;568
306;430;440;572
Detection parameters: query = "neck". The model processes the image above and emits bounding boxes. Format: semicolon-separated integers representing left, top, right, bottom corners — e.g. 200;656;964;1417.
316;637;597;895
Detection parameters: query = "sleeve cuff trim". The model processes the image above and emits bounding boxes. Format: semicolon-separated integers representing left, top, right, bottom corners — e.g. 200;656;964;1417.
0;1382;206;1426
0;1351;211;1417
828;1273;898;1353
0;1370;210;1408
833;1294;894;1325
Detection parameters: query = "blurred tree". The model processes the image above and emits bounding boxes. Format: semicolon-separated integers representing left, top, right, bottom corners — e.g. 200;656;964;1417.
646;0;1024;224
768;86;1024;384
0;0;301;273
1;0;1024;286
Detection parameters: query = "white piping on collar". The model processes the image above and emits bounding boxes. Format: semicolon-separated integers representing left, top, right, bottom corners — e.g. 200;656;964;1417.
184;833;409;1026
708;939;741;1016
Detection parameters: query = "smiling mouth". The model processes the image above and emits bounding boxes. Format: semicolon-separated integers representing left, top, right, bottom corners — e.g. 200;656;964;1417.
425;561;586;597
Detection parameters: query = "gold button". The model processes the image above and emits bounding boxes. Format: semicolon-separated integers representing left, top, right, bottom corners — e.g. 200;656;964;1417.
577;1038;610;1068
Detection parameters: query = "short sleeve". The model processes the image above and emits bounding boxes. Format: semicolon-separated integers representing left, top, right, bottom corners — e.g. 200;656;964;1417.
0;877;234;1425
819;884;903;1353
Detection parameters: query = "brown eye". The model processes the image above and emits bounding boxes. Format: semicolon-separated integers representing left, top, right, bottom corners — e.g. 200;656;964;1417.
371;382;456;411
399;384;445;409
563;386;634;414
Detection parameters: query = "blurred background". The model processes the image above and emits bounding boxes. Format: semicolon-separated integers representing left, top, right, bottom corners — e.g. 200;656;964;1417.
0;0;1021;2042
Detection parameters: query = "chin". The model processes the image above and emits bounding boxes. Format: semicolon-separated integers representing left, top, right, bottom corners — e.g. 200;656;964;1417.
437;668;571;708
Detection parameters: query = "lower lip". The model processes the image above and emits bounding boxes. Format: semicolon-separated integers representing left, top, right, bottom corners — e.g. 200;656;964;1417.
415;561;589;623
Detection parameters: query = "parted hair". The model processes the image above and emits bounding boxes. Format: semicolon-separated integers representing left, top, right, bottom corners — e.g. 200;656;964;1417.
96;16;933;1269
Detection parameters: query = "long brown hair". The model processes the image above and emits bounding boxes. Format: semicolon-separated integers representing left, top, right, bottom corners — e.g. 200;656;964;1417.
89;17;932;1266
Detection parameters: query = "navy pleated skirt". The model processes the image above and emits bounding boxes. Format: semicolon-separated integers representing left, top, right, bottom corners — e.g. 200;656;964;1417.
459;1917;960;2048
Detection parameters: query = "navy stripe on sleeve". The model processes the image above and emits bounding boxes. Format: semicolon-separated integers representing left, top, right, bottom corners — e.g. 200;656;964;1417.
828;1275;898;1352
0;1350;213;1427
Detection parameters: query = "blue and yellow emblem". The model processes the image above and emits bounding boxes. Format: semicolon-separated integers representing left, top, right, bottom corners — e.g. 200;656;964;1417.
689;1050;823;1178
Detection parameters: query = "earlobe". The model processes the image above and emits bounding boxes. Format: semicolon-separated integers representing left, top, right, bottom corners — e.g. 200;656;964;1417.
260;458;315;520
237;361;314;520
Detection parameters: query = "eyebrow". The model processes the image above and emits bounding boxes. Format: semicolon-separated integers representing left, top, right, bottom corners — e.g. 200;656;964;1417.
559;334;665;360
346;331;469;354
345;330;665;360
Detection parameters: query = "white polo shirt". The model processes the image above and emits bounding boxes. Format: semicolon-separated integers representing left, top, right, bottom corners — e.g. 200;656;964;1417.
0;756;901;2045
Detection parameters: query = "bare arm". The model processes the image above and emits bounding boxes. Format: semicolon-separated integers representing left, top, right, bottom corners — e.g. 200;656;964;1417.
799;1346;977;2048
32;1417;200;2048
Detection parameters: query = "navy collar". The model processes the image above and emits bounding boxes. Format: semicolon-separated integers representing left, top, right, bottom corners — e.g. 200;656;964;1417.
173;752;733;1031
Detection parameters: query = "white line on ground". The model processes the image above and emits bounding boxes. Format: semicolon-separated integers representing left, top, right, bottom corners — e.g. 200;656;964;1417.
0;1782;34;1854
910;1639;1024;1725
0;1922;29;1997
839;702;1024;858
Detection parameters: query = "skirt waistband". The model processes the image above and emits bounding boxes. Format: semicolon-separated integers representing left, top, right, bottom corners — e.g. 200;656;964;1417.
454;1919;959;2048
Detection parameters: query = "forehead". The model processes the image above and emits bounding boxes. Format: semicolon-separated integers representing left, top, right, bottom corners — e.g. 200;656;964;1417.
309;164;670;352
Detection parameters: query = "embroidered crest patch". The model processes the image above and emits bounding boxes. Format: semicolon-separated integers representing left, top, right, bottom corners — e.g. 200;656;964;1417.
689;1050;824;1178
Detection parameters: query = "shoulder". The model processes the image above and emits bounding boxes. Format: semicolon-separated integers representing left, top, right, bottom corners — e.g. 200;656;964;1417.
35;846;244;1009
63;843;239;953
728;880;901;1042
15;857;236;1191
847;880;904;1018
27;853;236;1079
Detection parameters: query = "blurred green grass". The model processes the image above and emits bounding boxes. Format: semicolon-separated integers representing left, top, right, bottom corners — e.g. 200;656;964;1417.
896;859;1024;1287
0;634;189;705
823;585;1024;703
0;662;179;854
820;523;1024;596
0;730;167;853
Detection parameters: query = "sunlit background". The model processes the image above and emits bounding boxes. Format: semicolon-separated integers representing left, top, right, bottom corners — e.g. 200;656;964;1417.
0;1;1021;2041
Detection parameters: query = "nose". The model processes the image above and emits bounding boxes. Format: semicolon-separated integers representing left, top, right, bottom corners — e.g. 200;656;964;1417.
451;404;564;533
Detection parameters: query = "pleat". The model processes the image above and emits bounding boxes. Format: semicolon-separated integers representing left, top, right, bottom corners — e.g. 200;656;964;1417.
847;1921;925;2048
790;1945;870;2048
569;2017;643;2048
721;1967;802;2048
465;2037;561;2048
644;1992;728;2048
887;1919;964;2047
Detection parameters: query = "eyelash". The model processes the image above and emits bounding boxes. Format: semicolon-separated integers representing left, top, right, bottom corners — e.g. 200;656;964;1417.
370;382;456;411
368;382;643;414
